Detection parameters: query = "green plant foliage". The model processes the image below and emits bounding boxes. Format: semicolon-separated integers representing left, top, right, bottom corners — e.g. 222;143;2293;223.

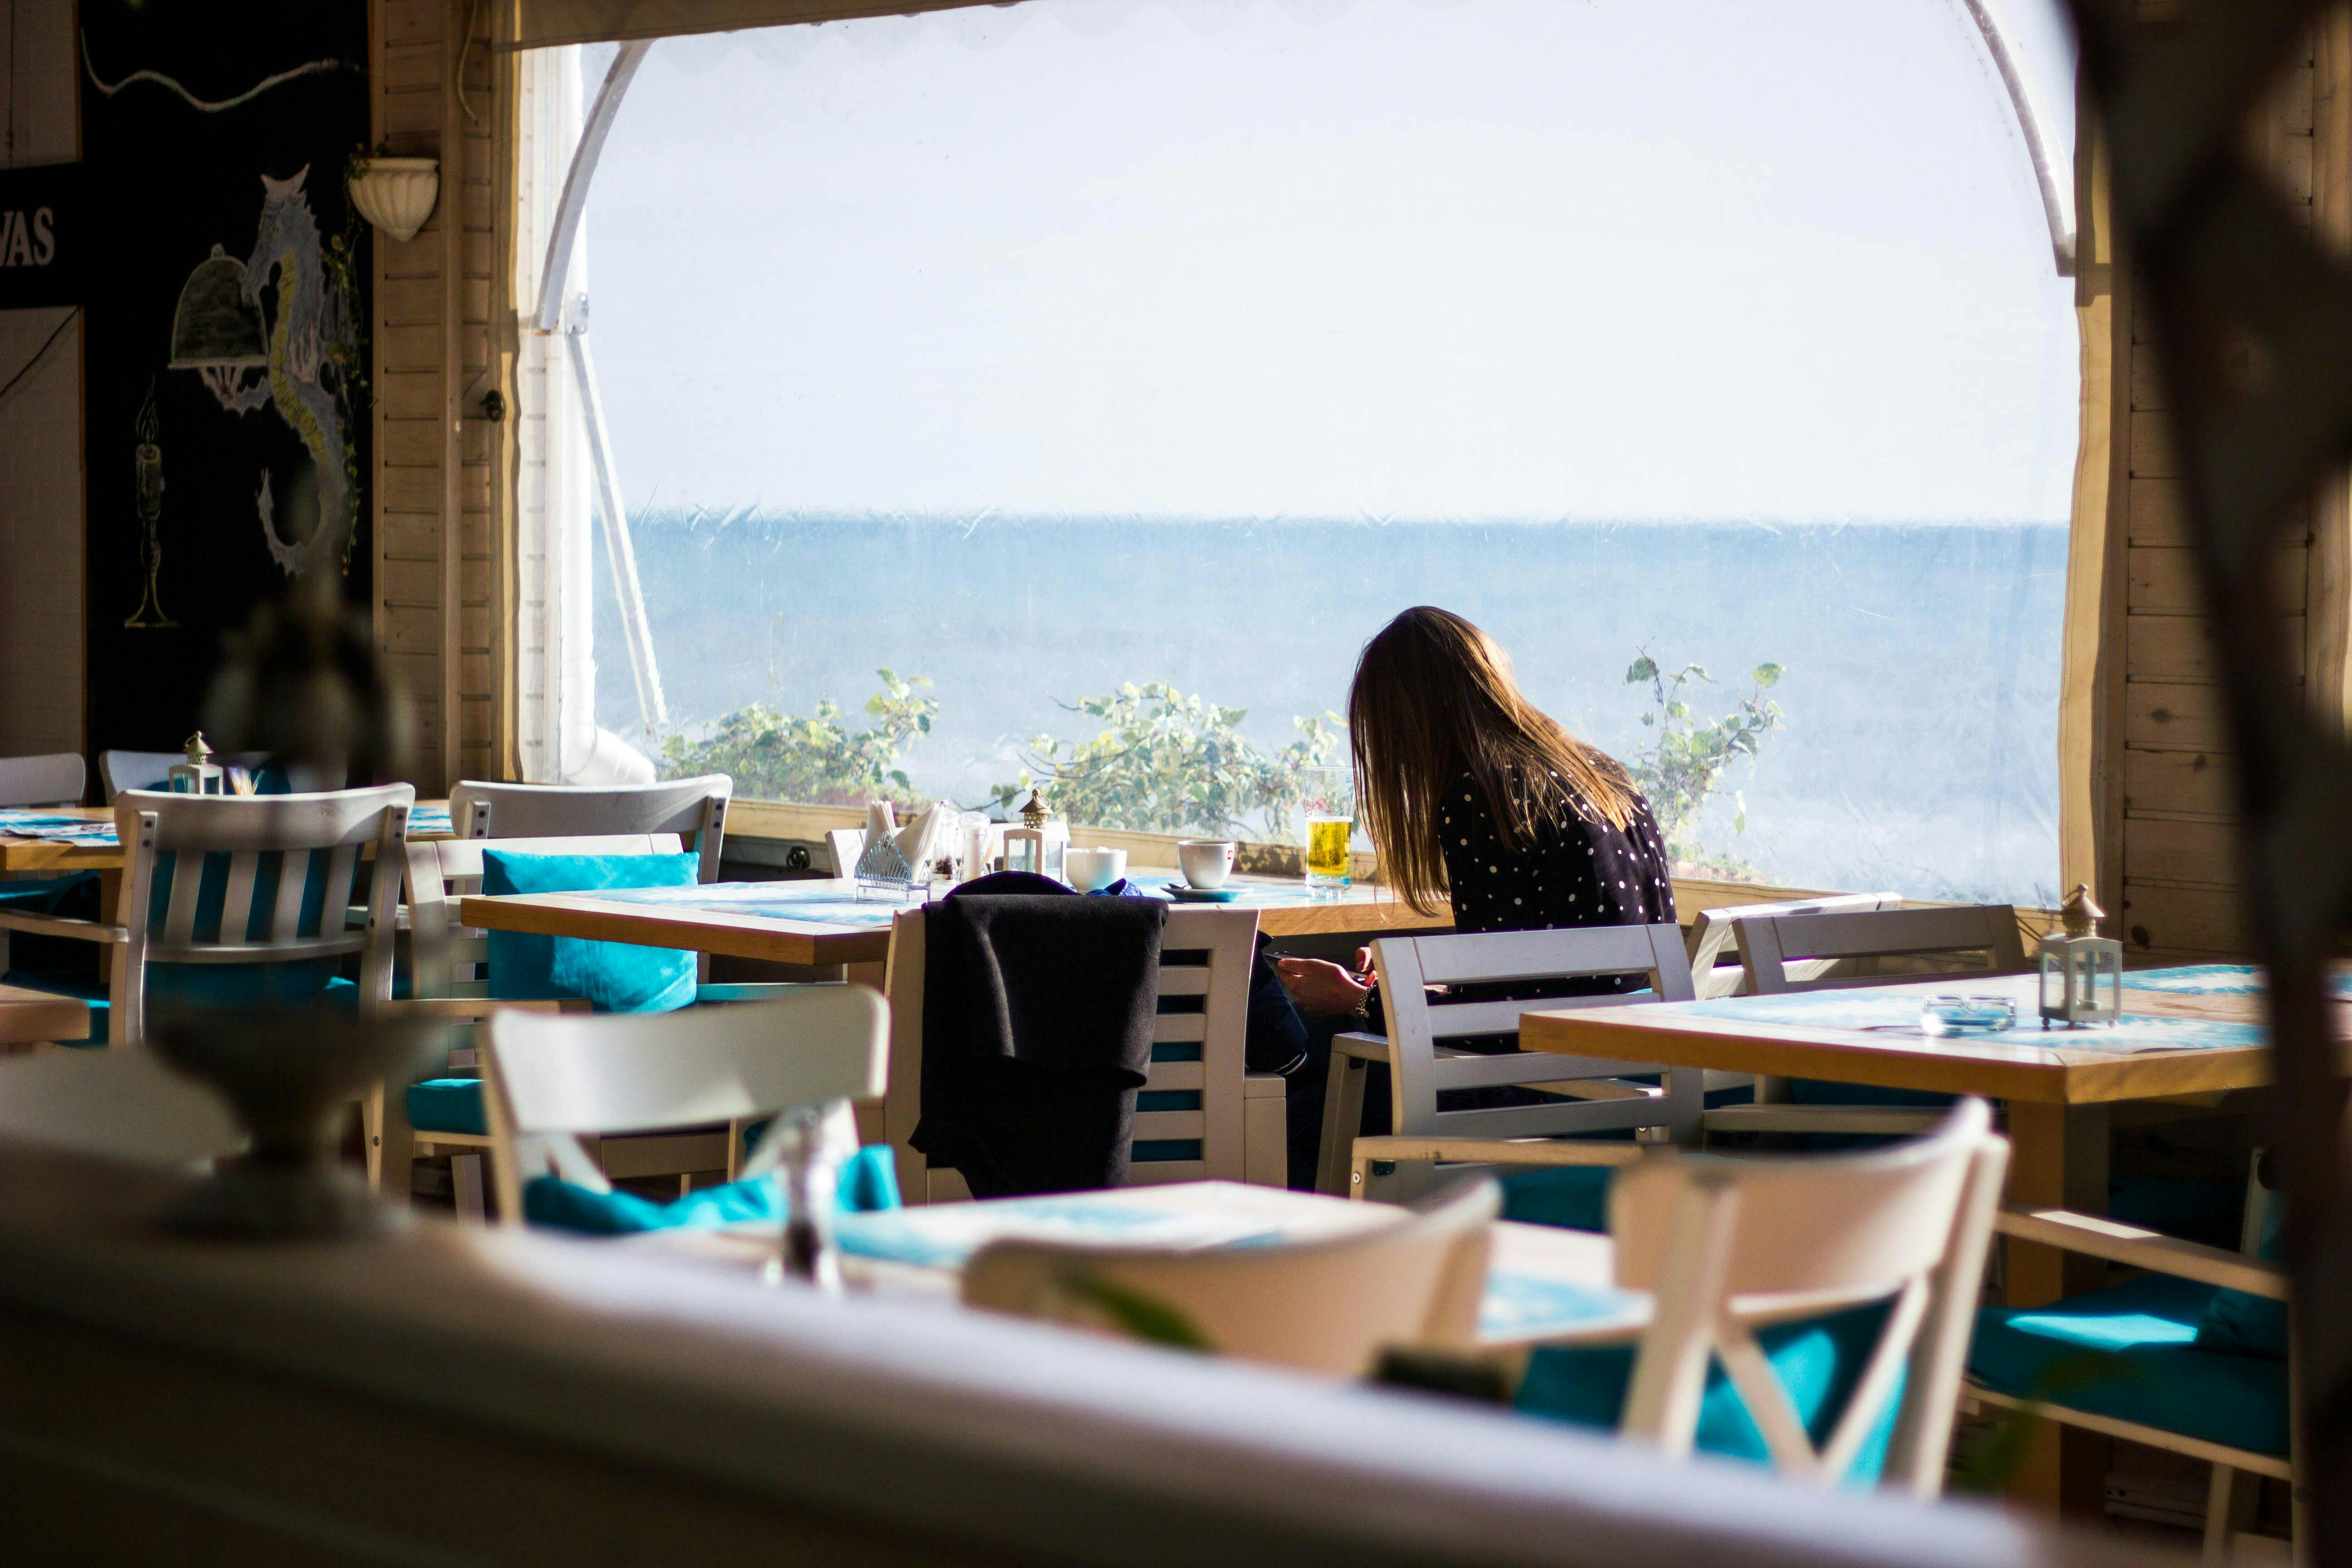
661;670;937;808
1623;648;1785;877
990;682;1344;840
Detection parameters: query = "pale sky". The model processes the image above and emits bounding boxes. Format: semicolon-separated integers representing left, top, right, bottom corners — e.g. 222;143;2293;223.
582;0;2079;523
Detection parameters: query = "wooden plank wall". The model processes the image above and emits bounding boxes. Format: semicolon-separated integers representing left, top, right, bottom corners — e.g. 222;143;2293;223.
372;0;514;793
2104;37;2338;960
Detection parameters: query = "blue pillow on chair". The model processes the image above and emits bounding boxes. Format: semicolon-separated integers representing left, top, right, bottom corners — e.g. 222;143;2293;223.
484;850;699;1013
1516;1297;1901;1481
524;1144;903;1234
2196;1193;2287;1359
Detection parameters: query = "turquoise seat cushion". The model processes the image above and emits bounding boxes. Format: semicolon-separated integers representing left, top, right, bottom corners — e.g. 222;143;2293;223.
1969;1273;2289;1456
407;1077;487;1136
1517;1297;1901;1479
2197;1196;2286;1359
1498;1165;1613;1233
524;1144;903;1234
484;851;699;1013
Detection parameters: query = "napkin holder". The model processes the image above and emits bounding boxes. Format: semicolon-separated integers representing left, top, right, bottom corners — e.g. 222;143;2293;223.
853;801;948;903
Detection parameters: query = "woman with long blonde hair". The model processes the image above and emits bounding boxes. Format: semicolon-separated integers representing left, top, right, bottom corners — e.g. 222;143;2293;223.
1270;607;1675;1184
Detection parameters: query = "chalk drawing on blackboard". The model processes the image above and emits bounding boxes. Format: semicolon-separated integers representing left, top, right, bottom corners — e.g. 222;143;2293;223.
168;167;360;582
125;377;174;629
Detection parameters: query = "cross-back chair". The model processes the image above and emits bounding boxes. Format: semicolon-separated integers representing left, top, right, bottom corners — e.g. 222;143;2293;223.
964;1177;1499;1377
883;902;1281;1203
451;774;731;880
1316;922;1696;1198
1595;1097;2008;1493
480;987;888;1227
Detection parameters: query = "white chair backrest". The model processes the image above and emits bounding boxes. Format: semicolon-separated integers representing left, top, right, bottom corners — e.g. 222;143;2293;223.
962;1177;1499;1377
98;750;336;802
113;786;413;1043
883;902;1262;1200
0;752;85;808
1685;892;1902;999
1735;905;2027;995
481;988;888;1220
0;1045;245;1166
1607;1098;2009;1493
451;775;732;884
1370;923;1694;1139
405;832;685;998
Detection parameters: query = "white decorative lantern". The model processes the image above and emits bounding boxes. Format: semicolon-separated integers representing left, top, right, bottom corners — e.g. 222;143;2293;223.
2039;884;2122;1028
169;732;225;795
1001;789;1067;880
347;157;441;244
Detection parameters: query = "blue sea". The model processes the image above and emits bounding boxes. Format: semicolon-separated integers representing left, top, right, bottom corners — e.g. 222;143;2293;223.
599;514;2068;906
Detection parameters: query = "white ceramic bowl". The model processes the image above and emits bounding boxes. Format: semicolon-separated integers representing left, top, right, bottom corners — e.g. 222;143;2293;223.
1063;847;1127;892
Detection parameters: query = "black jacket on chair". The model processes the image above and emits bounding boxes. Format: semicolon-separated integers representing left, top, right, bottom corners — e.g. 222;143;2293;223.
910;874;1165;1196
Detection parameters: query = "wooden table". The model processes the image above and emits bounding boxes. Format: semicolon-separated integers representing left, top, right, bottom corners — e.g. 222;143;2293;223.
1520;965;2279;1511
634;1179;1644;1352
461;872;1453;972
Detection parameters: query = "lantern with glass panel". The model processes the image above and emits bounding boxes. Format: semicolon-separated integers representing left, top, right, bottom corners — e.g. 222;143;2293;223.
169;732;226;795
2038;884;2122;1028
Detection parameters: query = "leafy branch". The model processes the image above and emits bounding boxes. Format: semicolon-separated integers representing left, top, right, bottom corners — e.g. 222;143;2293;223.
1623;648;1784;877
661;669;937;808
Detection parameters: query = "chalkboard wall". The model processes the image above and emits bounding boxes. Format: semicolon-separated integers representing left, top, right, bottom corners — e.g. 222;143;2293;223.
80;0;372;755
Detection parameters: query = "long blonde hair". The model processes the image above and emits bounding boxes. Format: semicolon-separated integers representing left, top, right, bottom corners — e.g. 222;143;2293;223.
1348;607;1637;915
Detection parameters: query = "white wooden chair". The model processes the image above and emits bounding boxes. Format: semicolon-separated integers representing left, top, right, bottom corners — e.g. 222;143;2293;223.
1970;1161;2300;1563
0;753;84;808
882;902;1283;1203
0;787;413;1049
1316;922;1697;1198
479;986;888;1227
963;1177;1499;1377
1584;1097;2009;1494
1684;892;1902;1000
1704;904;2029;1138
381;831;830;1212
451;774;733;882
825;827;864;877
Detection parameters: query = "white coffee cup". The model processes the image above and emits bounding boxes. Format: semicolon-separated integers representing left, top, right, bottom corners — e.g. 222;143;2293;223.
1177;839;1236;890
1063;846;1127;892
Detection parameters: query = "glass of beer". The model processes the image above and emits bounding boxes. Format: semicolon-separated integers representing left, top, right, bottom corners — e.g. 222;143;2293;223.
1299;766;1355;898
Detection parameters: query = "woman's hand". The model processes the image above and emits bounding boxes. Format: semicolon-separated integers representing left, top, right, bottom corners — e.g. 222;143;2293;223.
1274;948;1374;1017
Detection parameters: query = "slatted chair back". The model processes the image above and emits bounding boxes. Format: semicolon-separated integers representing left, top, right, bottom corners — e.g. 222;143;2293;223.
1364;923;1696;1147
404;832;686;1000
98;750;339;801
1607;1098;2007;1493
451;775;731;883
1735;905;2028;995
1684;892;1902;1000
963;1177;1499;1377
111;786;413;1044
0;753;85;808
480;987;887;1223
882;902;1269;1202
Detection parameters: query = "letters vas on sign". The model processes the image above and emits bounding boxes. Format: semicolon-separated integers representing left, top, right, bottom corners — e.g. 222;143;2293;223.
0;164;79;309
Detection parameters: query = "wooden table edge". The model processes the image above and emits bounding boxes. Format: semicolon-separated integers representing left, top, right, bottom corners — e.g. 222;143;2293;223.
1517;1006;2270;1105
459;892;889;967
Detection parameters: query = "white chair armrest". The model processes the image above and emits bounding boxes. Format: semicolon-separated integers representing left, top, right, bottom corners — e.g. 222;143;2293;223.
1332;1030;1388;1062
1352;1135;1646;1169
1996;1206;2288;1299
0;911;127;944
1243;1073;1286;1099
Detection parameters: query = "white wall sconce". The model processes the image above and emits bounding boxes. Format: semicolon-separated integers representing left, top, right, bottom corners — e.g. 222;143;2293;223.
346;156;440;244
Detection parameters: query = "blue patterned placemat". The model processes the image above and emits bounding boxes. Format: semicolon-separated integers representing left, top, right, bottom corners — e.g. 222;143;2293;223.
1660;988;2263;1055
0;812;114;846
408;804;452;837
593;880;906;928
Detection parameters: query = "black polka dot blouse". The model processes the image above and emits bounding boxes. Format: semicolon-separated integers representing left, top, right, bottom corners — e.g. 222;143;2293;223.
1439;766;1677;1004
